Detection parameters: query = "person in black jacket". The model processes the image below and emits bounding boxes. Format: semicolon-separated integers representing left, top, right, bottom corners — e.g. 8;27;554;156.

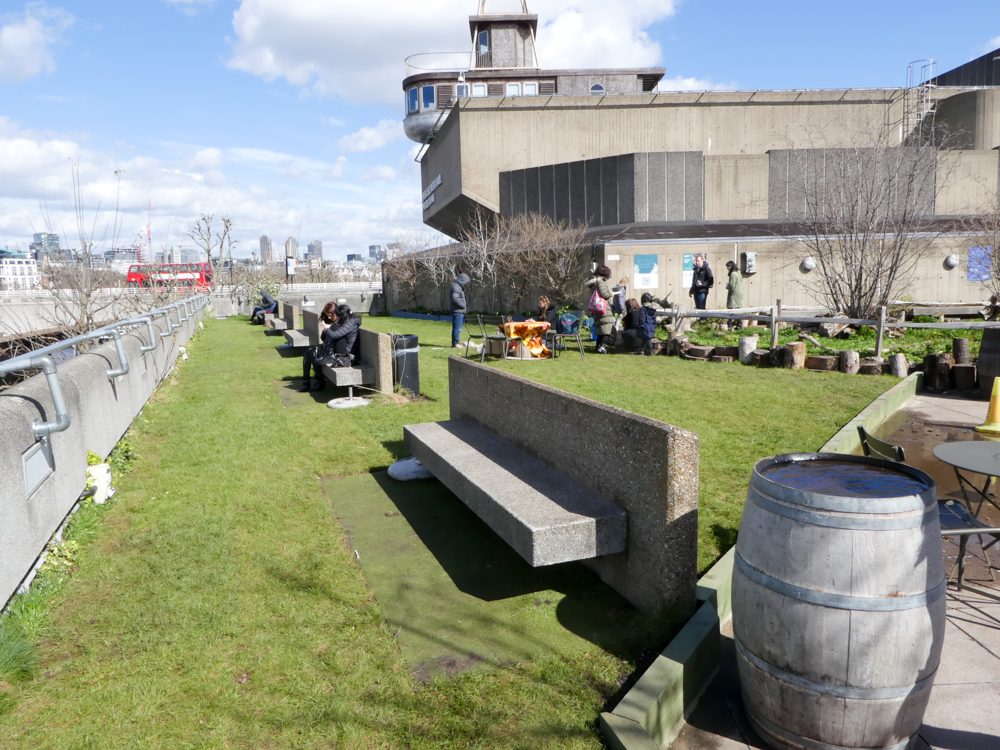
449;269;470;348
300;304;362;391
688;254;713;310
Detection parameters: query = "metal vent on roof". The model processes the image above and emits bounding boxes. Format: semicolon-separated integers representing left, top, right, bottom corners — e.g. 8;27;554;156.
488;82;504;97
641;74;659;92
437;84;453;109
539;81;555;95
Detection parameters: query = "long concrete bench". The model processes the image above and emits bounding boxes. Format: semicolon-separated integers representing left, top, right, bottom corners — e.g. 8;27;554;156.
266;301;287;331
319;327;393;395
402;356;700;614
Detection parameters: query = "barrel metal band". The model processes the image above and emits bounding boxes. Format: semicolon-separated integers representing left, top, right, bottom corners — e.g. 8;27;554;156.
735;552;946;611
736;636;937;701
744;704;914;750
750;488;939;530
750;473;933;514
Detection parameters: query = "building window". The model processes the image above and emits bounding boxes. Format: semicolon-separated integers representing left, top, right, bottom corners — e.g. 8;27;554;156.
422;85;435;109
407;88;418;113
590;83;605;95
456;83;470;98
506;82;520;96
472;83;487;97
523;81;538;96
477;30;489;53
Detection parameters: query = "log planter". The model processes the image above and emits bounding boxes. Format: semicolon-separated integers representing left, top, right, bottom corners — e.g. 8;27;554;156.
733;454;945;750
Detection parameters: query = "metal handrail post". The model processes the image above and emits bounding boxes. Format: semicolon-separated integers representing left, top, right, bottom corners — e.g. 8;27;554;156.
0;355;71;439
103;329;130;378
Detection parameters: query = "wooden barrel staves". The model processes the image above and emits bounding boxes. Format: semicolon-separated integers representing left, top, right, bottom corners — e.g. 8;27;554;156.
733;453;945;750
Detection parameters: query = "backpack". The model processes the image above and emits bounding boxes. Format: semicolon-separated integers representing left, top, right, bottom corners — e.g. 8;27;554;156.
557;313;580;334
587;289;607;316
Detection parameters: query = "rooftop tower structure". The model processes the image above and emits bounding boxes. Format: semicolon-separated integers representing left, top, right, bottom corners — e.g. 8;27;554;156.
402;1;663;145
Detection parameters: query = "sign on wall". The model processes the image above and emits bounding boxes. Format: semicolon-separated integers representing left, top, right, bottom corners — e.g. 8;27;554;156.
682;254;694;289
634;254;659;289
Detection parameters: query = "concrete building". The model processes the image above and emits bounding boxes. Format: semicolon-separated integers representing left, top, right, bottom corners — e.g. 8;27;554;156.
346;253;363;263
285;237;298;260
0;254;41;291
29;233;61;262
308;241;323;262
260;235;273;264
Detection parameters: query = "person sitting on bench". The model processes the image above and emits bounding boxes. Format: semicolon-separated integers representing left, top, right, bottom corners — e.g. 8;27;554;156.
251;287;278;324
300;304;362;392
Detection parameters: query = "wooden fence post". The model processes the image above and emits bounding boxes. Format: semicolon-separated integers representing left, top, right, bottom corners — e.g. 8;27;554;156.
876;305;886;358
769;299;780;350
674;303;683;333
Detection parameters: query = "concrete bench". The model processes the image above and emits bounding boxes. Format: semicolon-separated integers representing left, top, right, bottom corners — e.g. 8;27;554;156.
405;419;626;565
318;327;393;395
402;356;700;615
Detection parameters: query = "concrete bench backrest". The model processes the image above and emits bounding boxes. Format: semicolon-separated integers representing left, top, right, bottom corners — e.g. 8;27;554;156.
281;304;299;330
301;310;321;347
447;355;699;614
358;328;392;395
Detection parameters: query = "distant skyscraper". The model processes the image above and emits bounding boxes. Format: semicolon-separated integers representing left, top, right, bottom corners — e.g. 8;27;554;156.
308;241;323;262
284;237;298;259
260;235;273;263
30;232;61;261
346;253;363;263
368;244;381;259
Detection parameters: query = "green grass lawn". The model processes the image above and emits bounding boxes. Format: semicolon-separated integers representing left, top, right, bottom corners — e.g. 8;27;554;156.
0;315;895;748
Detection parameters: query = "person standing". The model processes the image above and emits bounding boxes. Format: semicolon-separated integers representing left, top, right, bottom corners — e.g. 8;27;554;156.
586;264;615;353
449;268;470;348
725;260;744;309
688;254;713;310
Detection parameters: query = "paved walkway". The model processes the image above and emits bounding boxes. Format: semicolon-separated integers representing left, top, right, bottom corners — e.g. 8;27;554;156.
672;394;1000;750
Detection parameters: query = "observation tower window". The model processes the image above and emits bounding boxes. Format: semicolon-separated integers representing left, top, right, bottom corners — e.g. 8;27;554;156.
456;83;470;98
506;82;520;96
477;30;489;53
523;82;538;96
472;83;487;97
407;88;418;113
422;85;436;109
590;83;605;95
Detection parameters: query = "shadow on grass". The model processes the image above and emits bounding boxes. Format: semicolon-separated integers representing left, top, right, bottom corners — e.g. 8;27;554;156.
711;524;738;554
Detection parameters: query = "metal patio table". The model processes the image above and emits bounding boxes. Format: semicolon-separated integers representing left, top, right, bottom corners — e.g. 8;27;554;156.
933;441;1000;518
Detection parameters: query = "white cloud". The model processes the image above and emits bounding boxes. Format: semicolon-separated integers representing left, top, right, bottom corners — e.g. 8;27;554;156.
361;165;398;181
162;0;215;16
0;2;74;82
0;122;438;260
338;120;404;154
986;36;1000;52
323;116;345;127
227;0;678;106
656;76;738;92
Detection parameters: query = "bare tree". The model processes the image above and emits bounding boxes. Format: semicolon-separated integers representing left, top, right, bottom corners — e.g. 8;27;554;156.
776;106;957;318
189;212;216;270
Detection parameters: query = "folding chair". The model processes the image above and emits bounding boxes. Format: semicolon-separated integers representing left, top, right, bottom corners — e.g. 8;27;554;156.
544;310;586;360
479;315;522;364
939;500;1000;594
462;315;484;358
857;426;906;462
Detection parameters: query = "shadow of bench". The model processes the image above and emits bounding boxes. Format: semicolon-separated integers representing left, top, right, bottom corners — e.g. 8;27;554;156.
403;356;699;615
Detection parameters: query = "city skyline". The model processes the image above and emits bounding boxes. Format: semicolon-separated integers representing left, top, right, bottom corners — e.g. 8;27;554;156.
0;1;998;261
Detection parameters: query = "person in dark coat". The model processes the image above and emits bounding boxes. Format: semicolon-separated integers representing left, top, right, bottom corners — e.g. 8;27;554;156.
585;265;615;353
300;304;362;391
620;299;645;352
251;287;278;324
688;254;713;310
449;268;470;348
639;292;659;354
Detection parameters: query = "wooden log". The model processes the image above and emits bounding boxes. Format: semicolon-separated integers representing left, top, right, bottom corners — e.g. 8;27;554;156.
683;355;709;362
783;341;806;369
839;350;860;375
805;355;838;371
954;363;977;391
923;354;940;390
649;339;668;355
889;353;908;378
750;349;771;367
738;336;759;364
859;361;888;375
686;345;715;359
667;334;689;356
710;355;735;363
952;337;971;365
769;347;786;368
733;455;944;750
935;352;956;390
713;345;740;358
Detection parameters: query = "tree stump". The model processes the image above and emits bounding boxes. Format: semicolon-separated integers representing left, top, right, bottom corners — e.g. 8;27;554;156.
936;353;956;390
769;347;786;367
713;345;740;358
923;354;940;390
750;349;771;367
783;341;807;369
668;335;689;356
738;336;759;364
953;338;971;365
954;363;977;391
860;360;888;375
649;340;668;355
839;350;860;375
805;355;838;371
710;355;735;363
686;345;715;359
889;353;908;378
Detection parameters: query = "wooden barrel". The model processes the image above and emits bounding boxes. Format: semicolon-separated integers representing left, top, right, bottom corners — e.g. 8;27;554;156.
732;453;945;750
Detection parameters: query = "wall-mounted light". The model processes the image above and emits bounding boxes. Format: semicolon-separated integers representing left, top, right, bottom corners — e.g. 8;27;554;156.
801;257;817;272
945;253;960;269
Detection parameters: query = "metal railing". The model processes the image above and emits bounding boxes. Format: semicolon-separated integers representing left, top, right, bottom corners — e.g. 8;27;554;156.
0;294;210;442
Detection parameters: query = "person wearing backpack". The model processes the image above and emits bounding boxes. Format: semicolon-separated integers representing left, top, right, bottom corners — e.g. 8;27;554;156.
586;264;615;353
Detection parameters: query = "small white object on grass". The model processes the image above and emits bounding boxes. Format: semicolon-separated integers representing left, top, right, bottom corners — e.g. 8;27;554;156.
388;457;434;481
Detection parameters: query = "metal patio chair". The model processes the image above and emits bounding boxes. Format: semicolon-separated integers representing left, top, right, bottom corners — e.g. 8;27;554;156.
858;426;906;462
544;310;586;360
479;315;521;364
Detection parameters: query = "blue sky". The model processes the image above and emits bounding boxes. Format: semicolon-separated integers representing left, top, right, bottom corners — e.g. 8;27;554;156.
0;0;997;261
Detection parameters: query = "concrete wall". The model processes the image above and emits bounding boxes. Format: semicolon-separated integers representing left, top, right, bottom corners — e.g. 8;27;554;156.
936;150;1000;215
0;303;206;608
358;328;393;395
448;356;699;614
704;154;769;220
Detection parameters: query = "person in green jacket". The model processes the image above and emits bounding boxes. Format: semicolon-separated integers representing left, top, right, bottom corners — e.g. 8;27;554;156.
725;260;744;309
585;264;615;353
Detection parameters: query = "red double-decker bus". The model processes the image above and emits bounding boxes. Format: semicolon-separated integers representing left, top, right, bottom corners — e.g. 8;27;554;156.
127;262;213;290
